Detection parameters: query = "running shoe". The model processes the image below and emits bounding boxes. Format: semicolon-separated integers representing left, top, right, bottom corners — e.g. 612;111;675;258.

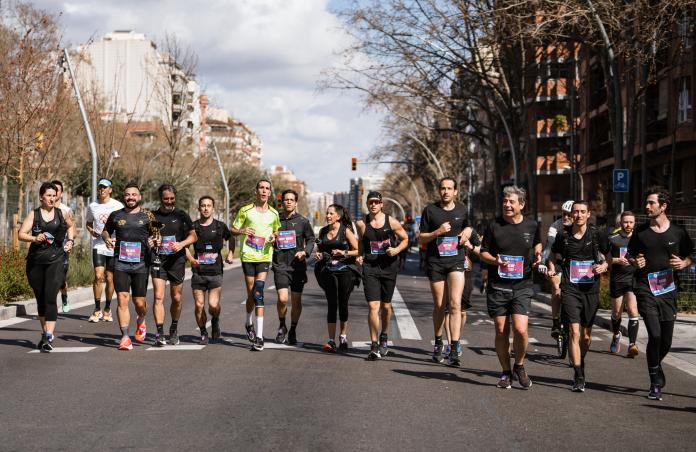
378;333;389;357
252;337;264;351
287;328;297;346
199;333;209;345
154;334;166;347
627;343;639;358
432;343;444;363
513;364;532;389
497;373;512;389
61;300;70;313
648;385;663;401
245;323;256;343
572;376;585;392
610;332;622;354
276;325;288;344
448;348;460;367
88;310;103;323
102;310;113;322
551;324;561;340
338;336;348;352
444;343;451;357
367;343;381;361
211;321;221;340
134;316;146;342
169;329;180;346
118;336;133;351
323;340;337;353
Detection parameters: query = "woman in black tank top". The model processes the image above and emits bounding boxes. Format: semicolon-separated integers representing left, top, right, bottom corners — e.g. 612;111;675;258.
18;182;75;352
313;204;359;353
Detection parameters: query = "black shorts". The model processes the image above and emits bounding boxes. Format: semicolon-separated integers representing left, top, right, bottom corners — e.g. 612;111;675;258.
635;283;678;322
242;261;270;277
610;279;633;298
273;267;307;293
562;291;599;327
426;260;465;282
151;259;185;284
486;286;533;317
114;271;148;297
191;273;223;291
92;249;115;272
362;264;398;303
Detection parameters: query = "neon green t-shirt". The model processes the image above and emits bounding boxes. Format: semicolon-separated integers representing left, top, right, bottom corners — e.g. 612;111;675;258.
233;203;281;262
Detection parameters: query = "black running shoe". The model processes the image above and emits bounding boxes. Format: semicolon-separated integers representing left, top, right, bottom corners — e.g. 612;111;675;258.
513;364;532;389
199;333;209;345
245;323;256;343
338;336;348;352
169;329;180;346
154;334;167;347
252;337;264;351
448;348;460;367
648;385;663;401
378;333;389;357
367;343;381;361
287;328;297;345
572;376;585;392
211;321;221;341
40;337;53;353
276;325;288;344
432;343;444;363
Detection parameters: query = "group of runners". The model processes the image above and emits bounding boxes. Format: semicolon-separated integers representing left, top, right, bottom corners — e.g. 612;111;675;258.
17;177;693;401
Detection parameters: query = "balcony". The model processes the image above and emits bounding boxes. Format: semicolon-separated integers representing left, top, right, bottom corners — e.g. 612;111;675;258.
532;116;577;139
536;153;571;175
527;78;580;104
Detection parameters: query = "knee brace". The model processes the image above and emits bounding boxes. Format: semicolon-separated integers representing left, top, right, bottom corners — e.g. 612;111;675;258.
252;279;265;307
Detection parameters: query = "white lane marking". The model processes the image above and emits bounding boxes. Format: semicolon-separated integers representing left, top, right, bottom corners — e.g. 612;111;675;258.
351;341;395;348
529;337;540;344
391;287;421;340
472;319;494;325
430;339;469;345
263;342;304;349
195;321;212;331
28;347;96;354
146;345;206;351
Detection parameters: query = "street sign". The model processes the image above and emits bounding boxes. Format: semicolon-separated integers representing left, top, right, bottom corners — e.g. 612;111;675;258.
613;169;629;193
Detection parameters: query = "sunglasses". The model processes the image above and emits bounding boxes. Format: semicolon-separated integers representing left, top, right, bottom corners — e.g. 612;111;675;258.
367;200;382;205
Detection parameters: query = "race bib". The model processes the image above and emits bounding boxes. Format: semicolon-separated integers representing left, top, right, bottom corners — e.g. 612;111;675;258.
159;235;177;255
648;269;676;296
119;241;141;263
570;260;594;284
95;243;114;257
246;234;266;251
277;230;297;250
498;255;524;279
199;252;218;265
44;232;55;245
436;236;458;257
327;259;348;272
619;247;627;259
370;239;391;255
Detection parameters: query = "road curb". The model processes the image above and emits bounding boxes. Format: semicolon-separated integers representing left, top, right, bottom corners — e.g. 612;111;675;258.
0;305;17;321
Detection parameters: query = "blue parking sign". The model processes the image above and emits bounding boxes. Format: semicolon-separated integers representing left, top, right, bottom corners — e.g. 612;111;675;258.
613;169;629;193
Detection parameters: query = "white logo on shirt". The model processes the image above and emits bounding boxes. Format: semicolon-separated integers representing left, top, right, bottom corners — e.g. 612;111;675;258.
668;241;676;245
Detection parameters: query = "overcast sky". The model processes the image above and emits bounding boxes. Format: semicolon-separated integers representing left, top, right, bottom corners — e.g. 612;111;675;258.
37;0;384;193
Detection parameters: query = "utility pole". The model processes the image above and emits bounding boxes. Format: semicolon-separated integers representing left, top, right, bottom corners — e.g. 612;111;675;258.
210;142;230;226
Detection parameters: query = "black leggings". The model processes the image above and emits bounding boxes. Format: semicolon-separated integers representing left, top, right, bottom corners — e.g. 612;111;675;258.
320;269;354;323
643;313;675;368
26;260;64;321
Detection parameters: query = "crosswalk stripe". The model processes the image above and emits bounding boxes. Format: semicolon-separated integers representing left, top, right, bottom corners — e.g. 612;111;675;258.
262;342;304;349
351;341;395;348
529;337;540;344
430;339;469;345
146;345;206;351
28;346;96;354
391;287;421;340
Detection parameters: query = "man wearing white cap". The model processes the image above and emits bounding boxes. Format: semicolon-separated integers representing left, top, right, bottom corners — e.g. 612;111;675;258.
85;178;124;322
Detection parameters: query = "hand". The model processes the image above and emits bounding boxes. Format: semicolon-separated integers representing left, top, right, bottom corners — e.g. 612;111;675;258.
148;237;157;248
634;253;646;269
267;234;276;244
171;241;184;252
546;268;557;277
331;249;345;257
313;251;323;261
356;256;364;266
242;227;255;236
532;253;542;269
437;222;452;236
35;233;46;243
670;254;686;271
592;262;608;274
385;247;399;257
617;257;630;266
63;241;74;253
537;264;548;275
294;251;306;261
104;237;114;250
90;229;100;239
189;258;200;266
225;253;234;264
495;255;505;267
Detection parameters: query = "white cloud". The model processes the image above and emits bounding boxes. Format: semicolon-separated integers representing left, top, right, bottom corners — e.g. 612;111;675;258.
39;0;385;192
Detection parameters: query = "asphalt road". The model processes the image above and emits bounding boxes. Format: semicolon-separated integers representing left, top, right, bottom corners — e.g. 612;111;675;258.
1;253;695;451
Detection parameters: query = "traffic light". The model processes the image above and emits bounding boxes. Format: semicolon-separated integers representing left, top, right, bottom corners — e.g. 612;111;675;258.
351;157;357;171
276;193;282;209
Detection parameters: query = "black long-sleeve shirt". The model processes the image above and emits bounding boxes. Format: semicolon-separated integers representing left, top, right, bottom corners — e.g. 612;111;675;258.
272;211;315;271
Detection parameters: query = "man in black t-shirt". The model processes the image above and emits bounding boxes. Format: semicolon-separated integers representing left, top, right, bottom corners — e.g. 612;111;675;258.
151;184;197;346
418;177;469;366
607;211;639;357
185;196;233;345
627;187;693;401
103;182;156;351
272;189;315;345
480;186;541;390
549;200;610;392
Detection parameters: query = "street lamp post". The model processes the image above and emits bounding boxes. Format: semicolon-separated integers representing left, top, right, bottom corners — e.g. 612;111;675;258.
62;49;98;203
210;142;230;226
382;197;406;221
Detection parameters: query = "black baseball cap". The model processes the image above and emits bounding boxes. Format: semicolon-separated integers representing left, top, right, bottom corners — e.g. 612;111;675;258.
366;191;382;201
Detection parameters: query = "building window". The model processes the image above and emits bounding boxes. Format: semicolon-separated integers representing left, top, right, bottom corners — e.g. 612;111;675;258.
678;77;692;124
679;16;693;49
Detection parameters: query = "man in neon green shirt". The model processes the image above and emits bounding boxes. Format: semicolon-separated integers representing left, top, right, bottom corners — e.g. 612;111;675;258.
232;179;281;351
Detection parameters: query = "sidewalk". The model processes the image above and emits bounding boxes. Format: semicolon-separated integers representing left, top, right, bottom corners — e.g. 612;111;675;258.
533;292;696;378
0;262;242;326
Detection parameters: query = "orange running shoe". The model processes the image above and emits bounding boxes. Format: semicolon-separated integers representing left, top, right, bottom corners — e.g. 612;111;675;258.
135;316;147;342
118;336;133;351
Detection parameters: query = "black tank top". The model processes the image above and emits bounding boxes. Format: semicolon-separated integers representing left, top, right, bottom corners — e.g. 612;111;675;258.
28;207;67;264
318;224;355;270
362;214;397;267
